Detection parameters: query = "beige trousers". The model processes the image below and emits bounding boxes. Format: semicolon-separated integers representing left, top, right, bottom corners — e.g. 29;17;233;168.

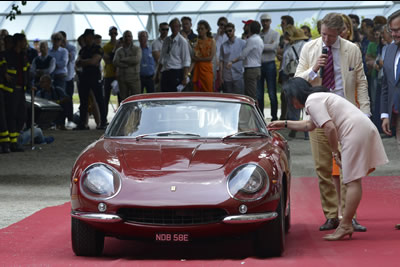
118;75;141;101
309;128;347;219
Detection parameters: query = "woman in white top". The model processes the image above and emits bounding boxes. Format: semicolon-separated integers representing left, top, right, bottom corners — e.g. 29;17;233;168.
269;77;388;241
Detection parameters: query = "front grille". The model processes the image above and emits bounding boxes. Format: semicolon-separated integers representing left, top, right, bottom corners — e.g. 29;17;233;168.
117;208;228;225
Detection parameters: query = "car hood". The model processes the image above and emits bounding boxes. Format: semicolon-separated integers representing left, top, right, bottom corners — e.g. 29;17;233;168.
119;140;241;171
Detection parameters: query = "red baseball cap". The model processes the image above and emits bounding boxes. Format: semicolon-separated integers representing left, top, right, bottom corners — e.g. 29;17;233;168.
242;20;254;25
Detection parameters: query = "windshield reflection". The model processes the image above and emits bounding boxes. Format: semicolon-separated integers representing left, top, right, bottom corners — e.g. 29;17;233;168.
106;100;267;138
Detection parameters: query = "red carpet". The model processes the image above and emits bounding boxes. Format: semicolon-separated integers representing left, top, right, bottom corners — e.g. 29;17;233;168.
1;176;400;266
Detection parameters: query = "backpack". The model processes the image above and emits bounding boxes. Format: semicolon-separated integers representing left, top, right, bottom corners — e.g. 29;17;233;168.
284;45;299;76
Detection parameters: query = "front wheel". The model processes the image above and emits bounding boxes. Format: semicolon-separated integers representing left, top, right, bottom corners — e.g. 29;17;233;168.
71;217;105;256
254;195;285;257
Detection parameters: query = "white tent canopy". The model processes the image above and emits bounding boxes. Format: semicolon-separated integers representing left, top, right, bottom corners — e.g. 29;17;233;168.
0;1;397;42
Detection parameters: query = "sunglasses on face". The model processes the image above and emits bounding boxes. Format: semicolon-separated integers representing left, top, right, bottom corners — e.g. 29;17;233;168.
219;24;226;27
225;29;233;33
160;28;169;31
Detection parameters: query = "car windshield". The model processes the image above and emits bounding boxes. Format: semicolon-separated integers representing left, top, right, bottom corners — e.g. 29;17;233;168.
106;100;267;138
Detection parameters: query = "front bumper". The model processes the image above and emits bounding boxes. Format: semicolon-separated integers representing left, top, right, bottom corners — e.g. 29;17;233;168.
71;211;278;224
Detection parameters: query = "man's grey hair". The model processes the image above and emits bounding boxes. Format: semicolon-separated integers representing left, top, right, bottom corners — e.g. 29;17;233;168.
138;31;148;38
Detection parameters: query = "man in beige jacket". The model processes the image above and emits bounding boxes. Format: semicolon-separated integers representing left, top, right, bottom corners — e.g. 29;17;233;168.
295;13;370;232
113;30;142;101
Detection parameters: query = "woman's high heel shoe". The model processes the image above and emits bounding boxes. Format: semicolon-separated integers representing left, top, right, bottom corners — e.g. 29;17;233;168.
323;224;354;241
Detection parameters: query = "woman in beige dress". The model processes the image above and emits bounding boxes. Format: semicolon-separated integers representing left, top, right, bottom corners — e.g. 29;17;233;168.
269;77;388;241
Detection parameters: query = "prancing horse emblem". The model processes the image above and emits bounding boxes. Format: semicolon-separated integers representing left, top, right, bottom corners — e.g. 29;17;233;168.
171;186;176;192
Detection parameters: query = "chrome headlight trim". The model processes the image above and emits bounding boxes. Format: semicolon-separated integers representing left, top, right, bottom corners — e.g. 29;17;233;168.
79;163;122;200
227;163;270;202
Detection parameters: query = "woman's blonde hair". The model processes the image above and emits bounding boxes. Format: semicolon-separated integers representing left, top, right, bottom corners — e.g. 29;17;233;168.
341;14;354;41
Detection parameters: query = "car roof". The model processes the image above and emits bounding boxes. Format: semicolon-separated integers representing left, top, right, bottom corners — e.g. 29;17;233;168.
121;92;256;106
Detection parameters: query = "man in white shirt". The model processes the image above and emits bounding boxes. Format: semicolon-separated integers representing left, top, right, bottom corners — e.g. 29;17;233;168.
258;13;280;119
228;21;264;101
156;18;191;92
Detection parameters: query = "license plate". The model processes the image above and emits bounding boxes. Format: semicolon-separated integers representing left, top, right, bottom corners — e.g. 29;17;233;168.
155;233;190;242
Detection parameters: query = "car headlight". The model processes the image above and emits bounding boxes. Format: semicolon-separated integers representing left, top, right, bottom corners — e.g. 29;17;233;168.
227;164;269;201
80;163;121;200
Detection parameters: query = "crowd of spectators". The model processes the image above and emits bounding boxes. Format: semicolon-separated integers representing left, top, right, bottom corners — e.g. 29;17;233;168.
0;12;396;153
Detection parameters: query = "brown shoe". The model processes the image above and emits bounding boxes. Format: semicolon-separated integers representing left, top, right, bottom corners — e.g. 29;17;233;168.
395;224;400;230
319;218;339;231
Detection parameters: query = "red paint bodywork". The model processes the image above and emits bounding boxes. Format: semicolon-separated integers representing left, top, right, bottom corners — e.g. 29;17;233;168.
71;93;291;240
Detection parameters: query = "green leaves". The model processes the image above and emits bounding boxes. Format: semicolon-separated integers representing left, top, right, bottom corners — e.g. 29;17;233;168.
6;1;27;21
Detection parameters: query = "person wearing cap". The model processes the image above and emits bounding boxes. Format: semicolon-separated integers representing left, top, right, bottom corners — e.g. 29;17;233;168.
228;21;264;101
113;30;142;100
294;13;369;233
258;13;280;120
1;33;30;152
242;20;253;40
103;26;118;116
75;29;107;130
280;25;309;140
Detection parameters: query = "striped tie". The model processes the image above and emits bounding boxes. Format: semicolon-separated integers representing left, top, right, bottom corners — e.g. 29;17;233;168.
322;46;335;90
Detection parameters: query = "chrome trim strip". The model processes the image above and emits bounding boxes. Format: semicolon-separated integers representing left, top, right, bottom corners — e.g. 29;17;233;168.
71;211;122;223
222;212;278;224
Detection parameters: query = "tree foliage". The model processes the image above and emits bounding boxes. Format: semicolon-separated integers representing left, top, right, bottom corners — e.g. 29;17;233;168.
6;1;27;21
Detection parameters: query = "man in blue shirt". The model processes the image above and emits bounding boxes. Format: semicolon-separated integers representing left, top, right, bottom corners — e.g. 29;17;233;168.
139;31;155;94
219;23;245;94
59;31;76;128
48;32;68;94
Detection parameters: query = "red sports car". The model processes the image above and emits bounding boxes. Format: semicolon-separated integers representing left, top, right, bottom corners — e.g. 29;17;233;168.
70;92;291;257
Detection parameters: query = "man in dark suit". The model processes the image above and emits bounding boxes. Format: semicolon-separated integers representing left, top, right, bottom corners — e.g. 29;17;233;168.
381;10;400;230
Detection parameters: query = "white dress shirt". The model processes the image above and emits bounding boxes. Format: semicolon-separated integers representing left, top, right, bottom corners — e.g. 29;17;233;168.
309;37;344;97
160;33;191;71
239;34;264;68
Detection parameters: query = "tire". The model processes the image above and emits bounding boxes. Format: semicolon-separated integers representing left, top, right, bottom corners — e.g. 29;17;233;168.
254;195;285;258
285;201;291;233
71;217;105;256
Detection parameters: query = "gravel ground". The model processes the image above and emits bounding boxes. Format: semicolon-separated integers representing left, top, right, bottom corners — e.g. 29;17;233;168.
0;116;398;229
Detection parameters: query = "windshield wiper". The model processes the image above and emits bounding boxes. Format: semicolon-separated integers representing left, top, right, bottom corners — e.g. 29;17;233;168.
136;131;200;140
156;131;201;137
222;131;268;140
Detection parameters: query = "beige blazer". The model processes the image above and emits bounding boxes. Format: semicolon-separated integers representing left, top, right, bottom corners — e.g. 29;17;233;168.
295;37;370;115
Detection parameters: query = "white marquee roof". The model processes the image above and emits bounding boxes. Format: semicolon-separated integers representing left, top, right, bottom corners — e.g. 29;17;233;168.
0;1;397;41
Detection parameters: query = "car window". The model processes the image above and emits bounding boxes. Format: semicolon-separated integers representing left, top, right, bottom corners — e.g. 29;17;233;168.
106;100;267;138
